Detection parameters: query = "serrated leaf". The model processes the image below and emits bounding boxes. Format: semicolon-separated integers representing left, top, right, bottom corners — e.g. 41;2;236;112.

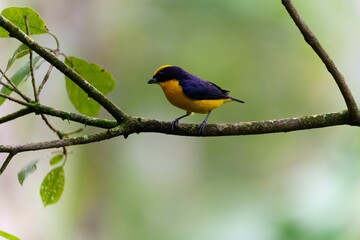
17;160;38;185
49;154;64;166
0;230;20;240
40;167;65;206
0;55;42;105
0;7;47;38
65;56;115;116
6;44;30;71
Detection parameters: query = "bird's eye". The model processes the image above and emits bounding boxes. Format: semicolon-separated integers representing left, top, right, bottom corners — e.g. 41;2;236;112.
158;71;164;75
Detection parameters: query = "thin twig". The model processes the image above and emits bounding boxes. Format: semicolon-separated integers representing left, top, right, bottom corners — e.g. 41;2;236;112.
24;15;38;102
0;107;32;124
39;113;68;168
281;0;360;123
63;128;84;136
0;81;15;92
0;103;116;128
26;103;118;128
38;34;60;96
0;153;15;175
0;68;32;102
40;114;63;139
37;64;53;96
0;92;29;106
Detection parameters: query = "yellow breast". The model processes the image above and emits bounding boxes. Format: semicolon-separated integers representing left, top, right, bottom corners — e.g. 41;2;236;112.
158;79;230;114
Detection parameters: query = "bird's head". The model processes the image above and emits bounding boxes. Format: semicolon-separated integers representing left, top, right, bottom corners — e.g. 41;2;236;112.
148;65;187;84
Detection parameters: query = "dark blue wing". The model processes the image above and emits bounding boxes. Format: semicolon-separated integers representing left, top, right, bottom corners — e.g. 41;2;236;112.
179;76;230;100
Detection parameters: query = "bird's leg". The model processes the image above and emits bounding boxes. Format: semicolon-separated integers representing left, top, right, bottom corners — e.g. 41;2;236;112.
171;111;192;131
198;111;212;134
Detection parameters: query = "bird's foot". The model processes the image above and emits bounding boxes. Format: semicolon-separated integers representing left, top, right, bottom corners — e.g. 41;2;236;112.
197;122;207;134
171;119;179;131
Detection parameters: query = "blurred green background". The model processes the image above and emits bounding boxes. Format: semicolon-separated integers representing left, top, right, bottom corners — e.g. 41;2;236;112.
1;0;360;239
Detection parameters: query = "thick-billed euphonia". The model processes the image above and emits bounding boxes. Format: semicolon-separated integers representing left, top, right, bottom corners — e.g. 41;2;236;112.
148;65;244;133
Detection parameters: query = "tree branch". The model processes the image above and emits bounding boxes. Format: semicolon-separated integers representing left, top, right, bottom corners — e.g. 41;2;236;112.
0;107;32;124
0;103;117;128
0;15;127;123
27;103;118;128
0;153;15;175
282;0;360;123
0;110;354;154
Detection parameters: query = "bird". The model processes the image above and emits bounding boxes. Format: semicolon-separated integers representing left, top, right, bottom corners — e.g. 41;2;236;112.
147;65;244;133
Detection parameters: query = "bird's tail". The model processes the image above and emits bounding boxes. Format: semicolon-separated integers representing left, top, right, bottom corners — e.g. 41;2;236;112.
229;96;244;103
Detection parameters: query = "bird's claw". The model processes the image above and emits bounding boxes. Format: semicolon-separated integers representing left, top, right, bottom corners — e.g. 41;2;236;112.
197;122;206;134
171;119;179;131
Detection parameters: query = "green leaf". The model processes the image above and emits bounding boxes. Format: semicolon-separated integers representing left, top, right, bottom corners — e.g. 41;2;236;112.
49;154;64;166
17;160;38;185
0;230;20;240
0;55;42;105
40;167;65;206
0;7;47;38
6;44;30;71
65;56;115;116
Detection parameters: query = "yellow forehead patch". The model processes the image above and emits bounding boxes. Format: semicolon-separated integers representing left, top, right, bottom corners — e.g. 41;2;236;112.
153;64;172;76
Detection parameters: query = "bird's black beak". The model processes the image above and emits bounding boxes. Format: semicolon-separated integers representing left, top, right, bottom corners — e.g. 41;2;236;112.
148;78;157;84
